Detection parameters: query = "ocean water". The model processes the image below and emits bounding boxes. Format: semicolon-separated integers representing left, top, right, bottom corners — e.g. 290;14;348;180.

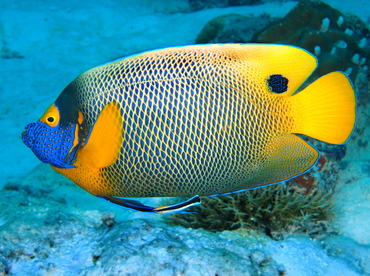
1;0;370;275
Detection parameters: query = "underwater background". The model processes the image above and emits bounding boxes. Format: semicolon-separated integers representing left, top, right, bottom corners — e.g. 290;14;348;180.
1;0;370;275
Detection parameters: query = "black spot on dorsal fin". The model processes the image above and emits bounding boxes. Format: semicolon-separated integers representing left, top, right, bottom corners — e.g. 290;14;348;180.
267;74;289;94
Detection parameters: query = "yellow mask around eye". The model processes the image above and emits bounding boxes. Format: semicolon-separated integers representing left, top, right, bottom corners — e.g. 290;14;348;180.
40;104;60;127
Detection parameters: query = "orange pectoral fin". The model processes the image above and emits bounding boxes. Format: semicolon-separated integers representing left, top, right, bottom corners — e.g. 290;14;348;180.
78;101;123;168
52;102;123;196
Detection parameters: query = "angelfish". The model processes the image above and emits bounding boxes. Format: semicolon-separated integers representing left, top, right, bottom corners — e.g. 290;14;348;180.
22;44;356;213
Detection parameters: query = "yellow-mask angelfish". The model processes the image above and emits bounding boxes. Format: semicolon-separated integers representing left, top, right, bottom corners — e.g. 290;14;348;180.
22;44;356;213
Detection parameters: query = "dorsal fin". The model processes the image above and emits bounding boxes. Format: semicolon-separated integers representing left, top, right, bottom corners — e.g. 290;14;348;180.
231;44;318;96
119;44;317;97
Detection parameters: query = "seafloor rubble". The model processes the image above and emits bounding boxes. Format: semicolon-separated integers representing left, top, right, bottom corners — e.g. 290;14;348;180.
1;165;369;275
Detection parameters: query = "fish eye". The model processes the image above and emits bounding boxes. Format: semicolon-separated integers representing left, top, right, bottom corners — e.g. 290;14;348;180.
47;117;55;123
267;74;289;94
40;104;60;127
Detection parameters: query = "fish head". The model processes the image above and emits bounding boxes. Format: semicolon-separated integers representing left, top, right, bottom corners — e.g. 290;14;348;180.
22;103;83;168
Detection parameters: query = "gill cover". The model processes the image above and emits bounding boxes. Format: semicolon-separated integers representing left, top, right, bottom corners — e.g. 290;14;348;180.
22;103;82;168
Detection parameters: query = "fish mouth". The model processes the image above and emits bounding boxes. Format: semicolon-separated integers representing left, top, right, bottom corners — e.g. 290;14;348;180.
22;121;77;169
22;126;33;149
22;122;43;149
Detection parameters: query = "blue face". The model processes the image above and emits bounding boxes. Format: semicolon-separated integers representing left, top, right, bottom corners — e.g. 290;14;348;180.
22;104;79;169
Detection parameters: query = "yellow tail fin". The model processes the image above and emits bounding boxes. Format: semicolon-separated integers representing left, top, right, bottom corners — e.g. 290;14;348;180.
289;72;356;144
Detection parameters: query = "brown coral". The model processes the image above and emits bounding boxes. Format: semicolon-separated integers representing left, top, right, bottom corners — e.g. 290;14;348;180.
252;0;370;87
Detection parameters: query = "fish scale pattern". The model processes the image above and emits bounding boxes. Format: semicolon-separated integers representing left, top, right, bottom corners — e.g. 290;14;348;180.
69;45;296;197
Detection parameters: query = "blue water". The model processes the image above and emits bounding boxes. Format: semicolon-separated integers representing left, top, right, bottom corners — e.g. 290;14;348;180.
1;0;370;275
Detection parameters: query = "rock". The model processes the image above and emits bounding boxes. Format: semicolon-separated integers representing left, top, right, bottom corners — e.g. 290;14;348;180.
0;180;282;275
252;0;370;84
196;14;272;44
189;0;263;12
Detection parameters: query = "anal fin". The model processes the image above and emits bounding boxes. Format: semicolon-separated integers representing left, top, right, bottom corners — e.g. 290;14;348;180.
98;195;201;214
247;134;319;188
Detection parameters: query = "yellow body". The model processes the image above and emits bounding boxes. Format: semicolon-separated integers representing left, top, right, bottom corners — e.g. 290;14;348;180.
48;44;355;198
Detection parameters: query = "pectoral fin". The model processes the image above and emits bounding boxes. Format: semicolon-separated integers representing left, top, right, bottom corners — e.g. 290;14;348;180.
78;102;123;168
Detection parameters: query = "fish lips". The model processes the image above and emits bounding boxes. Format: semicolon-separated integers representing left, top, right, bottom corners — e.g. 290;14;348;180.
22;122;40;149
22;121;77;169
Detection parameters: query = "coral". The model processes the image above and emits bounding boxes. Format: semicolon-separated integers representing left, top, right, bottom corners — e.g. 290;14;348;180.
177;0;363;239
196;14;272;44
294;156;327;194
189;0;262;11
251;0;370;87
196;0;370;88
167;181;336;240
167;141;342;239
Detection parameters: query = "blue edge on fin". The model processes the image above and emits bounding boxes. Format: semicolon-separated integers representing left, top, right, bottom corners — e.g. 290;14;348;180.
99;144;322;213
98;142;324;214
98;195;201;214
